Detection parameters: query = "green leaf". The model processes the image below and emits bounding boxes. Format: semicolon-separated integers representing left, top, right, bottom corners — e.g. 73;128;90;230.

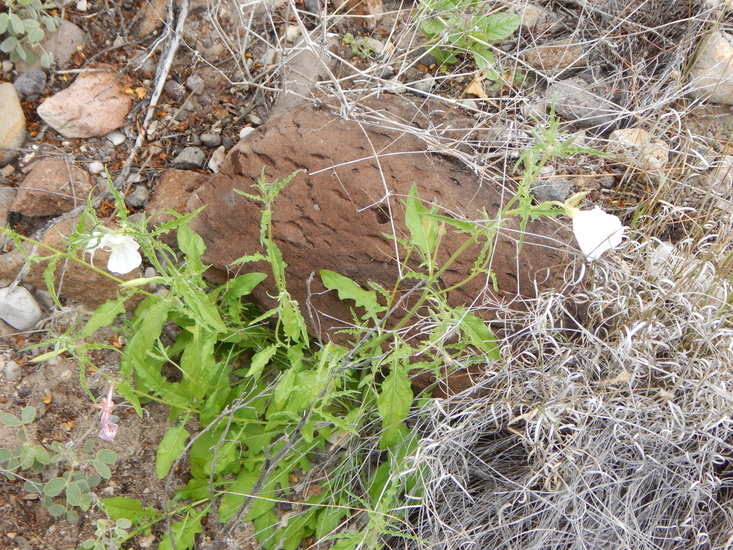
96;449;117;464
225;272;267;299
245;344;278;378
179;325;218;399
0;13;9;34
405;184;438;259
44;477;67;497
99;497;156;523
177;222;206;273
177;282;227;333
156;423;189;479
158;508;205;550
320;270;387;321
66;481;82;506
33;445;51;465
377;369;413;447
40;51;53;68
93;460;112;479
22;18;40;31
0;36;19;53
454;307;501;361
0;413;22;427
478;12;521;42
81;298;127;337
279;295;308;343
9;13;24;34
47;504;66;517
218;470;259;523
20;406;36;424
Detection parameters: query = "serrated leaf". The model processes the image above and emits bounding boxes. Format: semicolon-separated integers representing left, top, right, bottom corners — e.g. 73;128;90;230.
44;477;67;497
454;307;501;360
377;369;413;447
156;423;188;479
245;344;277;378
218;470;259;523
405;184;438;259
320;270;387;321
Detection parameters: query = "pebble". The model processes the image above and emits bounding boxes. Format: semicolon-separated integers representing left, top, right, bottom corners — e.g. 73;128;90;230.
0;285;43;331
171;147;205;169
200;133;221;147
222;136;235;150
88;160;105;174
185;74;205;95
245;113;262;126
106;130;126;146
164;79;187;101
207;145;227;173
2;60;13;72
125;185;149;208
13;69;47;100
238;127;255;140
3;359;21;380
198;94;213;106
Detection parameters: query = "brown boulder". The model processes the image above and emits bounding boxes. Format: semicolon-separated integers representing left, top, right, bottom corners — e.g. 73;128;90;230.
188;95;578;348
12;157;94;216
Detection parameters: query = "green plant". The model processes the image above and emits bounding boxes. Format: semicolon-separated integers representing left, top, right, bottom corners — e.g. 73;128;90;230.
342;32;376;58
0;406;118;523
416;0;520;71
0;0;60;67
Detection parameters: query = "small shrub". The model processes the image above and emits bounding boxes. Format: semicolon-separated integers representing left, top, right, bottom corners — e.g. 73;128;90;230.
0;0;60;67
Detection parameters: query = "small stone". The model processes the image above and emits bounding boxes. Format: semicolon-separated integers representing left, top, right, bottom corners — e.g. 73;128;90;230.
207;146;227;173
125;185;149;208
164;79;187;100
239;127;255;140
37;71;132;138
531;176;573;202
11;157;93;216
245;113;262;126
185;74;205;94
2;60;13;72
13;69;47;100
0;83;27;166
88;161;105;174
173;108;190;122
0;285;43;331
198;94;213;106
200;133;221;148
171;147;205;169
1;165;14;177
609;127;669;175
3;359;21;380
546;75;622;130
144;267;156;278
222;136;235;150
522;38;584;76
688;31;733;105
107;130;126;146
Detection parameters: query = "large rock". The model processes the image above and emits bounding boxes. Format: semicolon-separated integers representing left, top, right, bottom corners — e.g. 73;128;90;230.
688;31;733;104
188;95;578;345
37;71;132;138
16;20;87;72
11;157;94;216
0;83;26;166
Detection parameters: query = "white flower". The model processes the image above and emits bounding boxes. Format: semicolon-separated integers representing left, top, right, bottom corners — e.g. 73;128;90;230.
87;231;142;275
571;206;625;261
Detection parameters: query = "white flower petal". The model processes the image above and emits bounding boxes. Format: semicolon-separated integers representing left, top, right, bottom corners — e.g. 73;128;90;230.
104;234;142;274
572;206;625;261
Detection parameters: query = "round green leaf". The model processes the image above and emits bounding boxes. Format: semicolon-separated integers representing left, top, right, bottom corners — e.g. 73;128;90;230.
23;479;41;493
40;51;53;68
9;13;24;35
0;448;11;462
66;481;82;506
0;413;22;427
20;446;35;469
96;449;117;464
93;460;112;479
116;518;132;529
66;509;80;523
87;473;101;487
47;504;66;517
43;477;67;497
27;27;44;44
33;445;51;465
0;13;9;34
0;36;19;53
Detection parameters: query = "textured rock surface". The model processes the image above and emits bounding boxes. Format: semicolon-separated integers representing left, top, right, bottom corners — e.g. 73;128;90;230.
11;157;93;216
688;31;733;104
37;71;132;138
0;285;42;331
0;83;26;166
188;95;577;345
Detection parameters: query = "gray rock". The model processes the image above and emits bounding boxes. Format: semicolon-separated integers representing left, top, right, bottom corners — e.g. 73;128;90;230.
186;74;205;95
13;69;47;100
688;31;733;104
200;133;222;148
0;83;27;166
239;127;255;140
198;95;213;106
222;136;235;150
171;147;205;169
164;79;187;100
107;130;126;146
531;176;573;202
125;185;150;208
0;285;42;331
546;75;623;130
3;359;21;380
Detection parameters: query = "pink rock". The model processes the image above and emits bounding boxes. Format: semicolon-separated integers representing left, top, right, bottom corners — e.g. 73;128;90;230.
37;71;132;138
11;157;94;216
